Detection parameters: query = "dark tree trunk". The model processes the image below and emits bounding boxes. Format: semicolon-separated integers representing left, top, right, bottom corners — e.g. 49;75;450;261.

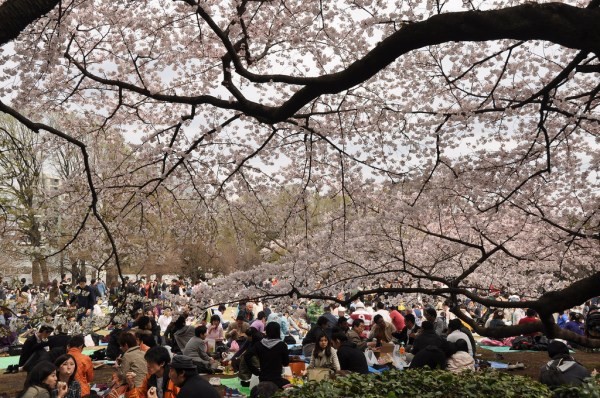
0;0;61;45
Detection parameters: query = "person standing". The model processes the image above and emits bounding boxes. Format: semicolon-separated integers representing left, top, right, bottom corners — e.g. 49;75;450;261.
72;277;95;321
157;308;173;345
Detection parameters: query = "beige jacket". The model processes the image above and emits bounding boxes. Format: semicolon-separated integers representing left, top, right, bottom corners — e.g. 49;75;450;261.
121;346;148;387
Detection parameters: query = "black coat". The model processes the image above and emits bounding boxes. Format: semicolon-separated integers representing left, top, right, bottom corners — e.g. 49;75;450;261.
19;335;49;366
177;374;219;398
336;341;369;374
245;340;289;383
539;354;591;388
411;330;444;355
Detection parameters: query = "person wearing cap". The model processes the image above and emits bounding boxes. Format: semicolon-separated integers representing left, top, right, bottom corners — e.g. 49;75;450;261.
539;340;590;389
168;355;219;398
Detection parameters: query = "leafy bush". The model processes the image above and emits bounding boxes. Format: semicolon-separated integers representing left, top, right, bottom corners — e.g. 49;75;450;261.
552;375;600;398
277;369;551;398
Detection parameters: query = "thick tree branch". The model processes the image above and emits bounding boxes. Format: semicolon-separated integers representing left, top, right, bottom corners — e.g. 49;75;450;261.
0;0;60;46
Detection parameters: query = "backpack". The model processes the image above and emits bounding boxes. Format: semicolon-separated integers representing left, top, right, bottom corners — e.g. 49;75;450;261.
539;358;576;388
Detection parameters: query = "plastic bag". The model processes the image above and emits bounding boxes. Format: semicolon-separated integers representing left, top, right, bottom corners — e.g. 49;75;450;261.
364;348;378;366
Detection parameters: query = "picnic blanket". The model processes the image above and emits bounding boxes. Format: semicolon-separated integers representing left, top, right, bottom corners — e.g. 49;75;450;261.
0;348;98;370
219;377;251;396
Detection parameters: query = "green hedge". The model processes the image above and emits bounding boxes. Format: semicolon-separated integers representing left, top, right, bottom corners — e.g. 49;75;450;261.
277;369;551;398
553;375;600;398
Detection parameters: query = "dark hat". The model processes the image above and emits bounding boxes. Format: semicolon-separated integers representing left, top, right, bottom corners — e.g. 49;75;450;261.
170;355;197;370
547;340;569;358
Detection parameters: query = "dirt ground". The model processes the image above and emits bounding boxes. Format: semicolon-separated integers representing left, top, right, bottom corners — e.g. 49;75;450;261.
0;348;599;397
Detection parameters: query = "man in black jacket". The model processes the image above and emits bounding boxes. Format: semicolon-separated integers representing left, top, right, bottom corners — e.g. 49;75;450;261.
73;277;96;321
410;321;444;355
539;340;591;389
168;355;219;398
17;325;54;372
331;331;369;374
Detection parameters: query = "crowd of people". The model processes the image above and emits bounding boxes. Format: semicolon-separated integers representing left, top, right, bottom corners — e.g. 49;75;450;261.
1;275;599;397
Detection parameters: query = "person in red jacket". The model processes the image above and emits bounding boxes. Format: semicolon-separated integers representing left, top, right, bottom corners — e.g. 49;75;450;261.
518;309;542;336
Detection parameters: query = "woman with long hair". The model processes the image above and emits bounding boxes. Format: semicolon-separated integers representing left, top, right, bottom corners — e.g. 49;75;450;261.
54;354;81;398
308;332;340;372
18;361;68;398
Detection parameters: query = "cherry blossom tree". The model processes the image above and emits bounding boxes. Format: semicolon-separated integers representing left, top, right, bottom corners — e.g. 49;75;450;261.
0;0;599;343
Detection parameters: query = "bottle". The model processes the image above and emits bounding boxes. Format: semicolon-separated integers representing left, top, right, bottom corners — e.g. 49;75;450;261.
399;342;405;355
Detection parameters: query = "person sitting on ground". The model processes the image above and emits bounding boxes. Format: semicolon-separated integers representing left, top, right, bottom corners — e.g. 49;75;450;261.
235;327;263;385
337;317;350;333
539;340;591;389
105;370;129;398
182;325;216;373
389;306;405;335
17;325;54;373
368;314;396;344
18;361;69;398
446;339;475;373
302;316;330;356
168;355;220;398
308;332;340;373
206;315;224;342
125;345;180;398
446;319;474;356
66;334;94;398
411;321;444;355
488;310;506;328
518;308;542;336
250;311;268;335
245;322;290;389
564;312;585;336
423;307;445;336
54;354;81;398
118;331;148;388
237;302;255;323
166;315;195;354
409;345;447;370
396;313;421;347
224;315;250;343
347;318;372;351
330;331;369;374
